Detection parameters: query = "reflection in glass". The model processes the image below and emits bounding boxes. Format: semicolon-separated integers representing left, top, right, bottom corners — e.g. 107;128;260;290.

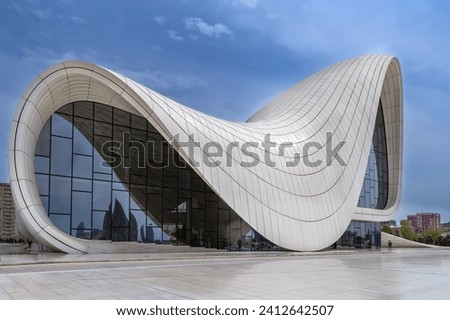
56;103;73;115
35;101;252;249
35;174;49;196
93;210;107;240
357;101;389;209
72;191;92;229
94;121;113;137
51;114;72;138
73;118;93;155
73;227;91;239
73;178;92;192
114;108;130;126
50;214;70;234
337;220;381;249
35;156;50;174
35;121;51;156
73;154;92;179
112;191;129;225
94;172;111;181
132;209;147;242
132;114;147;130
93;180;111;210
40;195;49;214
50;176;71;213
93;143;112;174
74;101;94;119
50;136;72;176
95;103;113;123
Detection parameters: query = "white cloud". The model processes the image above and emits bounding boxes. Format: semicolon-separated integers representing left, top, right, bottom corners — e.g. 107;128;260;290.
9;2;26;15
266;12;277;20
9;4;52;20
168;29;183;41
184;17;233;38
234;0;258;8
70;15;85;24
154;16;166;24
20;47;97;65
32;8;52;20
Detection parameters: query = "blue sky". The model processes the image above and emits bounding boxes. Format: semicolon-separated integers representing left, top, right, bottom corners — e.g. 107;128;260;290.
1;0;450;223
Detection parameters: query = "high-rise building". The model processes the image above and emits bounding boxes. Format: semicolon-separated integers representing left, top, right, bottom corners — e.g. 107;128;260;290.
0;183;16;239
407;213;441;234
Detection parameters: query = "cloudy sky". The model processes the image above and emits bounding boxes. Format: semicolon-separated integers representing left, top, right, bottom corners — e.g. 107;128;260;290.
1;0;449;222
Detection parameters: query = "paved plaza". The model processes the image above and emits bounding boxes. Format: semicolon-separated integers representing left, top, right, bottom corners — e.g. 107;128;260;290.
0;248;449;300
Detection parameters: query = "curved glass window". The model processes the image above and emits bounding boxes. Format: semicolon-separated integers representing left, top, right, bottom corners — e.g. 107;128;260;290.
335;220;381;250
34;102;252;248
357;101;389;209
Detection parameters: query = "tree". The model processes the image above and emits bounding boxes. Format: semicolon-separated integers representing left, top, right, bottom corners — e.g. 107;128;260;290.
400;220;418;241
382;225;393;234
442;235;450;247
423;228;443;245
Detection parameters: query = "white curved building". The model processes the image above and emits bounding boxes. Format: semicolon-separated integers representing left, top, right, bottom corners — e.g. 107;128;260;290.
9;54;403;253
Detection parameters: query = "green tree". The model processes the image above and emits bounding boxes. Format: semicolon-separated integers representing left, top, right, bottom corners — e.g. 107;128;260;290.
423;228;442;245
382;225;393;234
400;220;418;241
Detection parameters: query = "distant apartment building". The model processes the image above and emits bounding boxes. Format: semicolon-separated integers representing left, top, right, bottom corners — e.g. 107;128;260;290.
0;183;16;239
407;213;441;234
442;222;450;234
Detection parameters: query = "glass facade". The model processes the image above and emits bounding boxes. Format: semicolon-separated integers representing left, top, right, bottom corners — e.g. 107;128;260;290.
334;100;388;250
335;220;381;249
357;101;389;209
34;102;252;248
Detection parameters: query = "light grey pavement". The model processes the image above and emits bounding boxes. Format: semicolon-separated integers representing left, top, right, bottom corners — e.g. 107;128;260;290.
0;248;449;300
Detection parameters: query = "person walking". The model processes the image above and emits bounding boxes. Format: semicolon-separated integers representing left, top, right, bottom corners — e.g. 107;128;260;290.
388;240;392;252
251;238;256;251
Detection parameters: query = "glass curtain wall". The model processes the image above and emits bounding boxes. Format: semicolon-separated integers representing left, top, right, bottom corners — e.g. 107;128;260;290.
335;100;388;249
357;100;389;209
34;102;251;248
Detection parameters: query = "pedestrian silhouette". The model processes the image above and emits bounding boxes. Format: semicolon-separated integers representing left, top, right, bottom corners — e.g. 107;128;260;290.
251;238;256;251
237;239;242;251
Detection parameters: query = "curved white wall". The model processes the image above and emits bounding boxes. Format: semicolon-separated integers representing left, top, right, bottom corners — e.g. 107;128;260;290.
9;55;403;253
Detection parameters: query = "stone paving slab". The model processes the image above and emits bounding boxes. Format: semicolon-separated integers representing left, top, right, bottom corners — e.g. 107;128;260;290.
0;249;449;299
